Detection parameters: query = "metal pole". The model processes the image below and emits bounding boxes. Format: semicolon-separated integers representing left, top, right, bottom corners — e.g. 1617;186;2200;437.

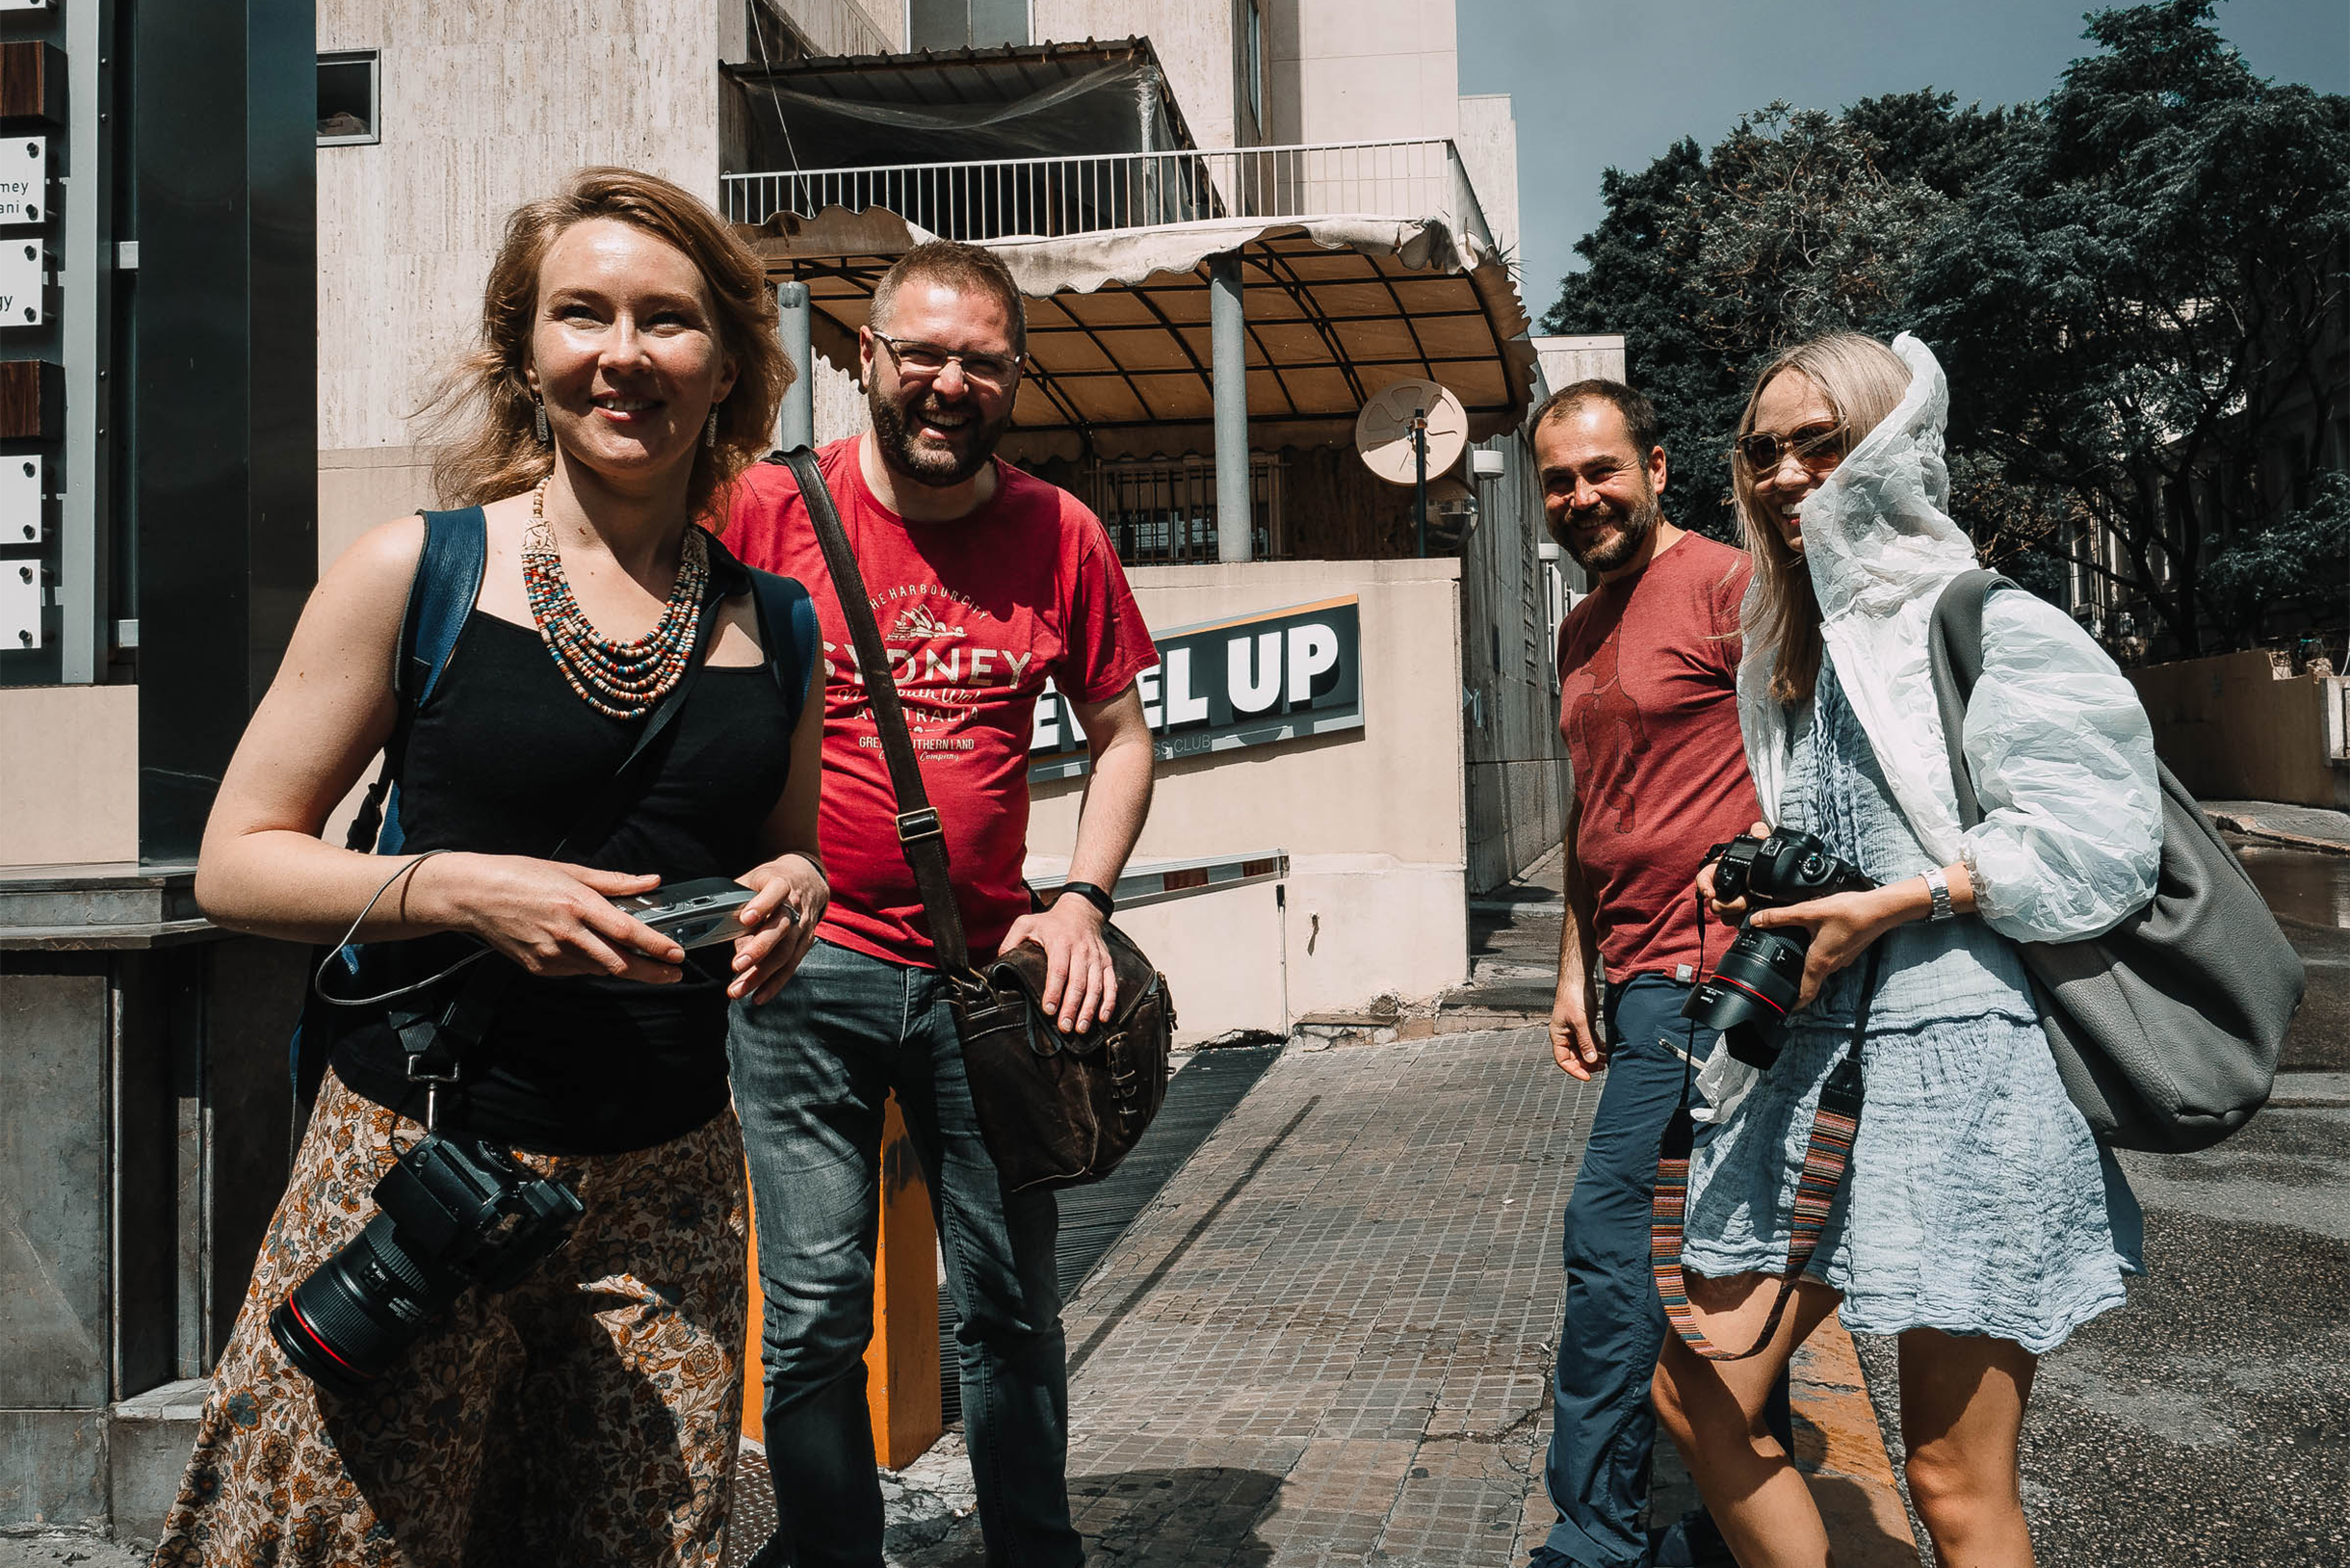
1413;412;1428;558
1211;251;1252;562
775;280;814;453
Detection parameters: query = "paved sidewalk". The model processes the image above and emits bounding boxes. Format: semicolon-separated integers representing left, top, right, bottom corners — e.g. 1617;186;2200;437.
881;1027;1916;1565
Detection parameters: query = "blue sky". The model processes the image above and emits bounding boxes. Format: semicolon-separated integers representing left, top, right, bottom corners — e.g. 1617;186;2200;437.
1458;0;2350;321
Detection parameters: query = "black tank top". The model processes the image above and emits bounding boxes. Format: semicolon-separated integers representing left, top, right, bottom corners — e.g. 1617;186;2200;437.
330;606;796;1154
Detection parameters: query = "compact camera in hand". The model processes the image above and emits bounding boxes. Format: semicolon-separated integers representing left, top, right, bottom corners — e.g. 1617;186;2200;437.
1681;828;1875;1069
270;1132;585;1394
617;876;761;951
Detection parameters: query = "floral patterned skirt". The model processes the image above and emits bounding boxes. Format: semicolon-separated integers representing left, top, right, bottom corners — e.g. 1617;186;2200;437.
152;1069;748;1568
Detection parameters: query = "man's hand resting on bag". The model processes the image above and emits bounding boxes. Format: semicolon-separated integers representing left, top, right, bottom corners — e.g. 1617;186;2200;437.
1002;893;1118;1035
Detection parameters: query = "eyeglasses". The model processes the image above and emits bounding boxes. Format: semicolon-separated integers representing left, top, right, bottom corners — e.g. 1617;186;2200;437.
1735;421;1845;475
870;331;1023;390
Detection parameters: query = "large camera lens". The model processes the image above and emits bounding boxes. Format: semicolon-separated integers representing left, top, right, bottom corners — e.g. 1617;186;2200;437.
267;1133;583;1395
1682;924;1813;1068
269;1213;471;1394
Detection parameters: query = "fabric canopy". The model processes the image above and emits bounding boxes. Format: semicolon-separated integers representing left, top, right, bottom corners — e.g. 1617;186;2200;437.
726;40;1194;178
741;206;1537;462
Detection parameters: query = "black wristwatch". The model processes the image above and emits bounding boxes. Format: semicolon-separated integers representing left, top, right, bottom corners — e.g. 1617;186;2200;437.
1054;880;1116;920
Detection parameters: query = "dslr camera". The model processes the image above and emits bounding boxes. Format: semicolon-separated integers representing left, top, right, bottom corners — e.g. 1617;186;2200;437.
1681;828;1874;1068
270;1131;585;1394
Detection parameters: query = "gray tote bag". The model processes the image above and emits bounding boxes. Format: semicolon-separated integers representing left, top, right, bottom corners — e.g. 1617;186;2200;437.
1927;571;2304;1153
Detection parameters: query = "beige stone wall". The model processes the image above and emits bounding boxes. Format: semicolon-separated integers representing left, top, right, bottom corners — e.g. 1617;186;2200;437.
1265;0;1458;145
1532;335;1627;390
1031;1;1240;150
1452;91;1516;260
1027;558;1468;1038
318;446;439;576
2127;650;2350;810
0;686;138;865
315;0;727;457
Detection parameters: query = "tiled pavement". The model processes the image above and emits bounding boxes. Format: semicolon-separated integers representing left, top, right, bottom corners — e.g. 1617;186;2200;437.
863;1026;1914;1566
1048;1029;1576;1565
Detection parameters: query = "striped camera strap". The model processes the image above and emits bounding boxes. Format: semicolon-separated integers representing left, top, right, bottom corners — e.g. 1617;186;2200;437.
1651;944;1882;1362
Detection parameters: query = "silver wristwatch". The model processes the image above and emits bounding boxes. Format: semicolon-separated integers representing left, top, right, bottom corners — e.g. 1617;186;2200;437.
1922;867;1955;922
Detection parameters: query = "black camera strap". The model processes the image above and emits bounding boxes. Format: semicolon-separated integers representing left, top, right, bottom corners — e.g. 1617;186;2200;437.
1651;941;1885;1362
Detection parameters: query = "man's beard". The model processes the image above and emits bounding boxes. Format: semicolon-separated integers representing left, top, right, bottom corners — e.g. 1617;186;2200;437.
868;386;1011;489
1558;483;1662;575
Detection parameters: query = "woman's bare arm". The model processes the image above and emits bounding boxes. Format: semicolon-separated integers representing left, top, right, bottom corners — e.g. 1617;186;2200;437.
194;516;686;981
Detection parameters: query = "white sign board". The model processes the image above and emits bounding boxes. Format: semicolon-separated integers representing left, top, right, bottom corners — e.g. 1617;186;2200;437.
0;2;57;12
4;561;39;650
0;238;44;325
0;139;46;227
1;457;40;543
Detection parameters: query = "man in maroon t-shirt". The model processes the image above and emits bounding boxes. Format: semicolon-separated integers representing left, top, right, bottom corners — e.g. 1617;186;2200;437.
1528;382;1788;1568
725;242;1156;1568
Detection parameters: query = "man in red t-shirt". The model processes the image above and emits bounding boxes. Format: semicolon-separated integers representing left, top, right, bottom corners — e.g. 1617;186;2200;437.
726;242;1156;1568
1529;382;1788;1568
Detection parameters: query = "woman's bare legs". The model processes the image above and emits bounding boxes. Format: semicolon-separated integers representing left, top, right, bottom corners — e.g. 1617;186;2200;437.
1896;1328;2038;1568
1652;1271;1844;1568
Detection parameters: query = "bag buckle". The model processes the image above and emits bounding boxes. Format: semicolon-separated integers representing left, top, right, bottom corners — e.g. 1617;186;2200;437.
896;807;943;847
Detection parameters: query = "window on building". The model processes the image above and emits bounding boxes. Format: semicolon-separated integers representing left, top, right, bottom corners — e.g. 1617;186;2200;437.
317;51;379;146
1243;0;1264;133
910;0;1028;51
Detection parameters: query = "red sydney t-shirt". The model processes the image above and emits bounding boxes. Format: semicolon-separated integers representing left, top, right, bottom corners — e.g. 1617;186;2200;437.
1557;532;1761;983
726;438;1158;968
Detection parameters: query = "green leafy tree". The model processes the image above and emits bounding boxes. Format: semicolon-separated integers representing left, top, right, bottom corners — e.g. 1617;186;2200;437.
1907;0;2350;655
2201;471;2350;643
1545;103;1982;540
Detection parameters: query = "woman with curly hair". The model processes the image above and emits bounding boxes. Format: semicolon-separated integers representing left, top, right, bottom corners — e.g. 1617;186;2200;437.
155;168;823;1566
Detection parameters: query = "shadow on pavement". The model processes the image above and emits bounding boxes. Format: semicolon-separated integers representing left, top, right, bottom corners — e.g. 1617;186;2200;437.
1073;1467;1282;1564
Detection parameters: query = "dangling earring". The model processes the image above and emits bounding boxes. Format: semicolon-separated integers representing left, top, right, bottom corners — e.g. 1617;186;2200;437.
704;408;719;449
532;395;550;446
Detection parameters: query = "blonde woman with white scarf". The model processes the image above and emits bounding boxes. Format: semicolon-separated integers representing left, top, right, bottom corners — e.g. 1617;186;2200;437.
1650;333;2160;1568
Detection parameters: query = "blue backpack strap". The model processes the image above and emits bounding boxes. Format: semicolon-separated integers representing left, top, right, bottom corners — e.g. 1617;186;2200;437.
710;531;821;729
761;572;821;730
347;507;487;856
295;506;486;1118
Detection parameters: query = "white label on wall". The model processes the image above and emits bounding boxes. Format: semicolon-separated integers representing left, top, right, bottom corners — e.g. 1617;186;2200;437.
0;1;55;12
3;561;39;649
0;238;43;325
1;456;40;543
1;455;40;542
0;139;46;226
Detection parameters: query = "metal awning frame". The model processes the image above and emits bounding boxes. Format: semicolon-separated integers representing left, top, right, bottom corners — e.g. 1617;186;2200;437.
744;208;1536;466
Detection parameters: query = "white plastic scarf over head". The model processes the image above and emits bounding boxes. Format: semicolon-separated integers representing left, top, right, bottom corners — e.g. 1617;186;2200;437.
1736;333;1978;860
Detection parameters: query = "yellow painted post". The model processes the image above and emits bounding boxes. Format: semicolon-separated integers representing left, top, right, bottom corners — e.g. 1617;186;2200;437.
743;1095;944;1471
864;1097;945;1466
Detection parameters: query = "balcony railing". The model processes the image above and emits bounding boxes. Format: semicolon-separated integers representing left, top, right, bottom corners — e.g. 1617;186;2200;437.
721;139;1493;251
1080;453;1286;567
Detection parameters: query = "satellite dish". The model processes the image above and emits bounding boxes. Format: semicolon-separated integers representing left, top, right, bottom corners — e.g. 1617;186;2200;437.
1354;379;1469;485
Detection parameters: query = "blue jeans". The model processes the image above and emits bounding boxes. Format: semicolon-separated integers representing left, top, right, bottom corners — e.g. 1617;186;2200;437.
728;939;1081;1568
1538;974;1792;1567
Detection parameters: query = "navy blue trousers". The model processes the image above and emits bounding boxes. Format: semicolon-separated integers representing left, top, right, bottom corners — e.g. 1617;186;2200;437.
1538;974;1792;1567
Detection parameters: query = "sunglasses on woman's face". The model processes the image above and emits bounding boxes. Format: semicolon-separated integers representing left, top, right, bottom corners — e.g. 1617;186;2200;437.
1736;421;1845;475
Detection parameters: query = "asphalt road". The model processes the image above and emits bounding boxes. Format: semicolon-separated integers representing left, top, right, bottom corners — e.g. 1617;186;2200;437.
1855;1101;2350;1567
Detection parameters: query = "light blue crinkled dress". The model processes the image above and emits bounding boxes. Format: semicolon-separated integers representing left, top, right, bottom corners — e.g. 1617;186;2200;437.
1681;656;2143;1353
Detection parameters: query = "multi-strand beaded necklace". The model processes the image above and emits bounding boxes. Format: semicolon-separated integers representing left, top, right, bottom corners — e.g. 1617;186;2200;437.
521;475;710;720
